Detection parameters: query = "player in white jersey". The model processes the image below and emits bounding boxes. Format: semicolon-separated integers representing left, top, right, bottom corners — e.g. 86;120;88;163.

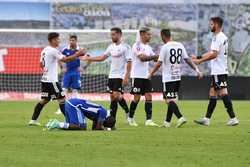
29;32;86;126
82;27;132;126
127;27;159;127
192;17;239;126
149;29;203;128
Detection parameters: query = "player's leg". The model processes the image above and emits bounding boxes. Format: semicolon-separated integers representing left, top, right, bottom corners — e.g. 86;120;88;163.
143;79;158;126
110;91;120;119
127;94;140;126
29;82;51;126
118;94;130;116
71;72;81;98
128;78;143;126
46;102;86;130
194;76;218;126
29;99;50;126
163;81;186;128
218;75;239;126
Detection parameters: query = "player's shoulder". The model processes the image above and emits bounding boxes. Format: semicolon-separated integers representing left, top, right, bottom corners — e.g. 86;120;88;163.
166;41;184;48
121;42;131;50
214;32;228;42
43;46;58;53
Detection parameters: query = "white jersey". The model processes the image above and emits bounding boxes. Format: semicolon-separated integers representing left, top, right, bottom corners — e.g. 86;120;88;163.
40;46;64;82
210;31;229;75
159;41;188;83
104;42;132;79
131;42;155;79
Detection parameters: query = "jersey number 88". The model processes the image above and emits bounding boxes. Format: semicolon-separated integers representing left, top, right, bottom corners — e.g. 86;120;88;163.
169;48;182;64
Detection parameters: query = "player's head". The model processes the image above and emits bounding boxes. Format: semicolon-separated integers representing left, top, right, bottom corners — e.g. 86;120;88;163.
160;29;171;43
69;34;77;48
210;17;223;32
139;27;151;43
103;116;116;128
48;32;60;47
110;27;122;43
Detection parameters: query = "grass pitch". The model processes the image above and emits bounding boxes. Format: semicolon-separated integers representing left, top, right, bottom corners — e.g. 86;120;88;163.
0;100;249;167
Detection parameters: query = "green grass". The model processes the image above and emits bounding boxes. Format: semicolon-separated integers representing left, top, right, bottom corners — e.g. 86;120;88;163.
0;100;250;167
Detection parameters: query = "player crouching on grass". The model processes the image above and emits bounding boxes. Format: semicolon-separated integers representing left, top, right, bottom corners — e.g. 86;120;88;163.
149;29;203;128
45;98;116;131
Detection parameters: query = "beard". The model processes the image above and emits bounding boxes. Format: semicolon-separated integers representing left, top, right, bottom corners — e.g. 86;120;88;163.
210;27;216;32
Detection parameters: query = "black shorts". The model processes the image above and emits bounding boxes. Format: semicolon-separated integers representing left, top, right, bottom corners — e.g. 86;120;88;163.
107;78;123;93
163;81;180;99
41;82;65;100
130;78;152;95
210;74;228;90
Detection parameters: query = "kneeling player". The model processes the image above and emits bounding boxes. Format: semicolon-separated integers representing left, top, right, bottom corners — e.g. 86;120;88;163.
149;29;203;128
46;98;116;130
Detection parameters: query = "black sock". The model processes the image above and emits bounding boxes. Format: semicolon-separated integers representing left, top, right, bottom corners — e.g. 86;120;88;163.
145;101;152;120
59;102;66;116
221;95;236;118
205;97;217;119
129;101;138;118
169;101;182;119
118;98;129;114
32;103;45;120
110;100;118;118
166;103;174;122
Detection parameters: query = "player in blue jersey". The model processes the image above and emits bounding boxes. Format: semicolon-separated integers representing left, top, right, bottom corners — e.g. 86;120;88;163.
46;98;116;130
62;35;81;96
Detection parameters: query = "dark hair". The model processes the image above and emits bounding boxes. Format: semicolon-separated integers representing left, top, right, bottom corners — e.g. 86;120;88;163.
69;34;77;40
161;29;171;38
111;27;122;34
103;116;116;128
48;32;59;42
139;27;150;34
210;17;223;28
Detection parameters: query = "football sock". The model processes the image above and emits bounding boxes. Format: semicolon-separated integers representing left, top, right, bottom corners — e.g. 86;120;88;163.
145;100;152;120
221;95;236;118
166;103;174;123
32;102;45;120
169;101;182;119
118;97;129;114
110;100;118;118
205;96;217;119
129;101;138;118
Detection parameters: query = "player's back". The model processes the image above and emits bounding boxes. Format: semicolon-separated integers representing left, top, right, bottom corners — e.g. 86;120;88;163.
159;41;188;82
67;98;107;121
61;46;80;72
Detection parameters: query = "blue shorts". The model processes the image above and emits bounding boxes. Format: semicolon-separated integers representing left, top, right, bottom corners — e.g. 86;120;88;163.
65;101;86;128
63;72;81;90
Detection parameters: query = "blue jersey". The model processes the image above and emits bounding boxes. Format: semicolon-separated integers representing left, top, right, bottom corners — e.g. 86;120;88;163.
65;98;108;124
61;46;80;72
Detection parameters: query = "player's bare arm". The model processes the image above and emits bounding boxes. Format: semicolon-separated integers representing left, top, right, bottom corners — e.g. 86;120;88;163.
192;50;218;65
82;54;108;62
123;61;132;85
148;61;162;79
61;48;87;62
138;54;159;62
184;58;203;79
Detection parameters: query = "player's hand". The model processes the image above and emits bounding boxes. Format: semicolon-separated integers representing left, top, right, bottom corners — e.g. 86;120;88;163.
197;71;203;79
122;77;129;86
147;74;153;80
76;48;87;57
